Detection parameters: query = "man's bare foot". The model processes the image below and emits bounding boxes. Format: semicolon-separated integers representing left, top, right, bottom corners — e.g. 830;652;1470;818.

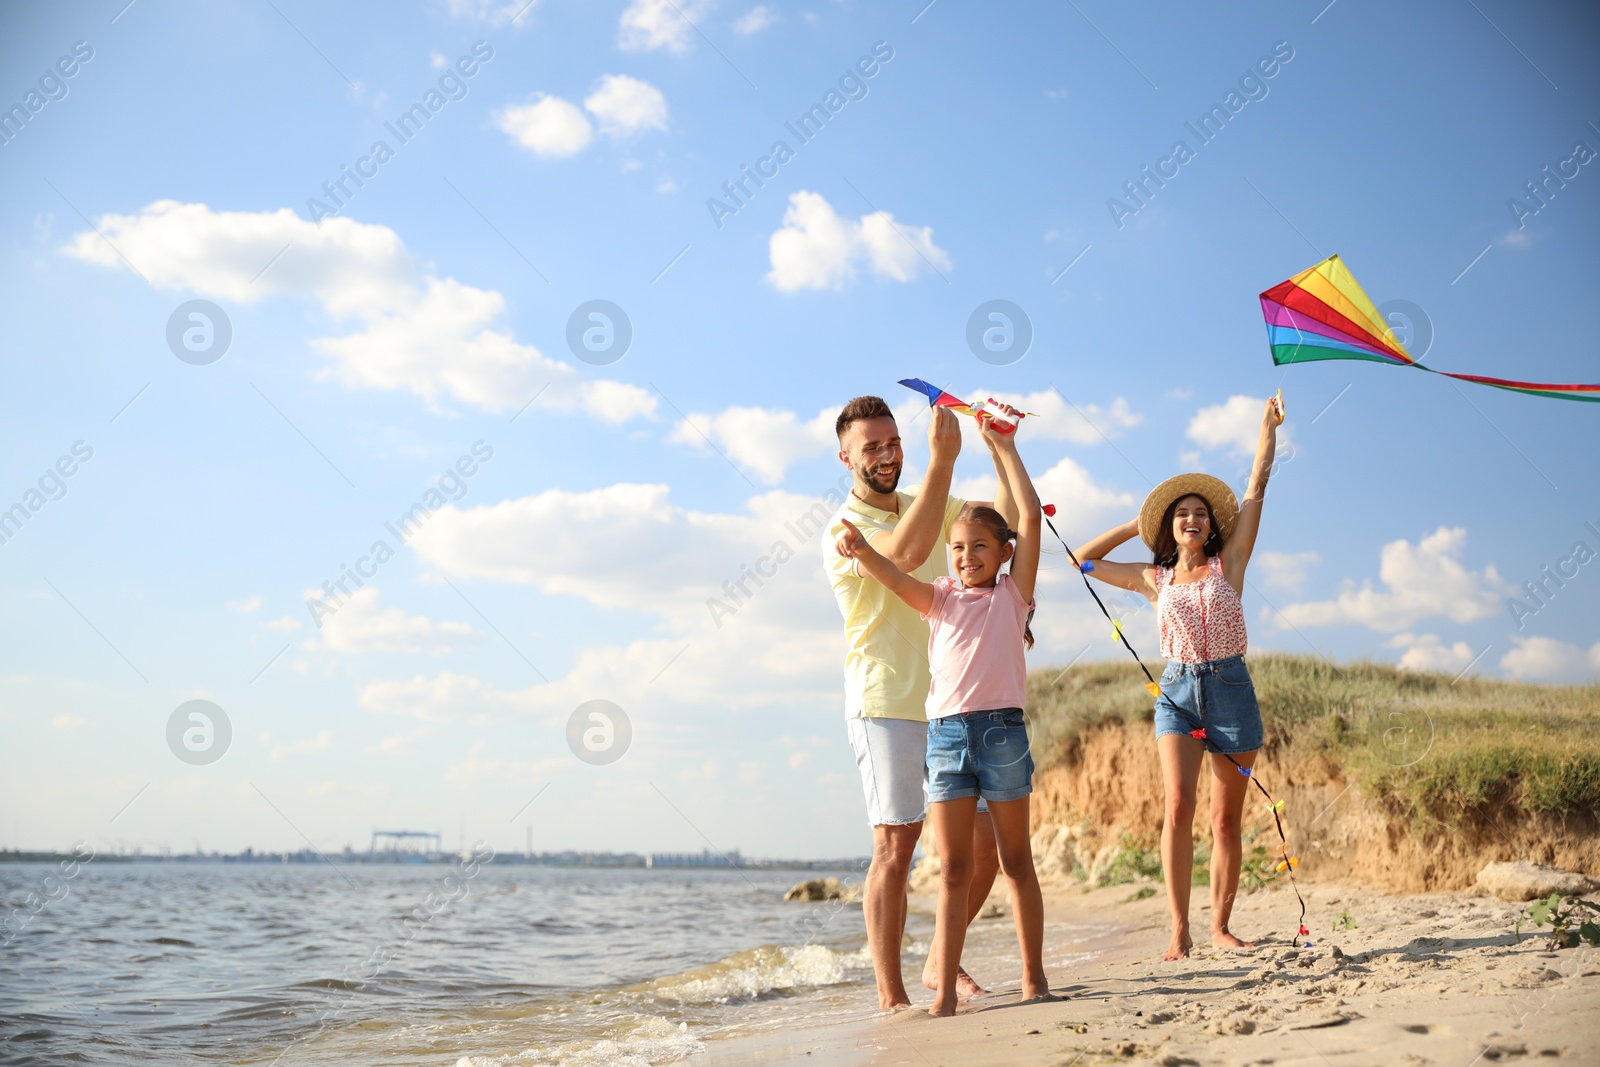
928;992;958;1018
1212;928;1254;949
1163;929;1193;961
921;960;987;997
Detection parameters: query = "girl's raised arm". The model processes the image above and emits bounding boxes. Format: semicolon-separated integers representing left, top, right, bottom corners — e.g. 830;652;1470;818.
980;418;1040;605
836;518;936;615
1221;393;1285;589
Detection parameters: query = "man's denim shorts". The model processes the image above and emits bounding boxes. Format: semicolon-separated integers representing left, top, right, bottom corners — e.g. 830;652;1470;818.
1153;654;1264;755
926;708;1034;804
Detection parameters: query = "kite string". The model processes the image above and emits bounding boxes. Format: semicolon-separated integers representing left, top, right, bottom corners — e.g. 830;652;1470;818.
1041;510;1310;945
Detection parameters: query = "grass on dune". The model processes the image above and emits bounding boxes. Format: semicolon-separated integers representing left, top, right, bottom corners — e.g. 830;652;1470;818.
1026;653;1600;822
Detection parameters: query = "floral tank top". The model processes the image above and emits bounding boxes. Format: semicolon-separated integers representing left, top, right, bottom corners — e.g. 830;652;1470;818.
1155;555;1248;663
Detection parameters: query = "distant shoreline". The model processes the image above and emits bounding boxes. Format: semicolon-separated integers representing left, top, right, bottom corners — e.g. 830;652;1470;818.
0;849;871;870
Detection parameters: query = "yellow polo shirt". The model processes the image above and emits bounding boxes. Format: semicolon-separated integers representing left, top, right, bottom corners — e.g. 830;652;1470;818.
824;485;966;721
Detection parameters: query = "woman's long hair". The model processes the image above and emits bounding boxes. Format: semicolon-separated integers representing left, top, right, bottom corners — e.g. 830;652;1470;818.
1150;494;1225;568
953;504;1034;649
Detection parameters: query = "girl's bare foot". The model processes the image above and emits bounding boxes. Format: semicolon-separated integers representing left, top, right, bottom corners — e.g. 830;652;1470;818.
928;992;958;1018
1163;928;1193;961
1212;928;1254;949
921;961;987;997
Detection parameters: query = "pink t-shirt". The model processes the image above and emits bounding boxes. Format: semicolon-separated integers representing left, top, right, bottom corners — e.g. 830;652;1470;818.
922;574;1032;718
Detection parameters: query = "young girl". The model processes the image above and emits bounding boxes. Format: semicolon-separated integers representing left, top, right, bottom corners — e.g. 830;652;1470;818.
1075;394;1284;960
836;416;1052;1016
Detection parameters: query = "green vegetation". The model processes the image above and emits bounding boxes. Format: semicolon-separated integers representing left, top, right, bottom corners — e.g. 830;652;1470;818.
1026;653;1600;823
1333;907;1356;931
1096;832;1162;887
1516;893;1600;949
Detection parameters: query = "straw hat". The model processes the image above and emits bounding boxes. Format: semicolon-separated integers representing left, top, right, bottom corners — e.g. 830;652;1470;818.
1138;473;1239;549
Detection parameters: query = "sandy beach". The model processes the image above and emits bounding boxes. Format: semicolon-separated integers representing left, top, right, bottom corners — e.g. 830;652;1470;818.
701;878;1600;1067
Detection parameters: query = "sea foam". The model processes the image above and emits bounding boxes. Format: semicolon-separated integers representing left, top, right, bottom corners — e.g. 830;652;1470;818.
635;943;859;1004
455;1014;703;1067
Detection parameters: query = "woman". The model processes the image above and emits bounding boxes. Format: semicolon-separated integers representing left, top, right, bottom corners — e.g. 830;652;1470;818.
1075;394;1283;960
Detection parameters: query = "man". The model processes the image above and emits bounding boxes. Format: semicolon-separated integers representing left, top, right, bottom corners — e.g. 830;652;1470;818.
823;394;1023;1010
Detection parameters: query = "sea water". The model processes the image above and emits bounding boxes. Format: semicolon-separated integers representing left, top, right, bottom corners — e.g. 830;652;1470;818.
0;861;1106;1065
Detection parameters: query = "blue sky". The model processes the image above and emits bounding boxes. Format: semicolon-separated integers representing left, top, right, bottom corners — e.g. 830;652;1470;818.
2;0;1596;858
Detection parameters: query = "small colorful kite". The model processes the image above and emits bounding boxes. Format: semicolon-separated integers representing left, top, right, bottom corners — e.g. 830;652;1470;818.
897;378;1038;432
1261;255;1600;402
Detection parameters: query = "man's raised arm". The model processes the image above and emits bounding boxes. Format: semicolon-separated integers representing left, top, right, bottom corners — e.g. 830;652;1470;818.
870;407;961;572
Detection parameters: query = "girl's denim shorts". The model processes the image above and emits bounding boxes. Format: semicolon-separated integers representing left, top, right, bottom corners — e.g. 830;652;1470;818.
1153;655;1264;755
926;708;1034;804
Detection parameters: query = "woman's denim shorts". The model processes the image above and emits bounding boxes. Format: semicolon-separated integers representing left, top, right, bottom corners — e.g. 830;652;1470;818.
926;708;1034;804
1153;655;1264;755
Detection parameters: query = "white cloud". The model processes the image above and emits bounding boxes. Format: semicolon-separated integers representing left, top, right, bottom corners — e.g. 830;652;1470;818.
766;191;951;292
304;587;474;655
361;672;509;722
495;94;593;157
964;389;1140;446
667;405;837;484
226;596;263;614
52;714;85;730
1256;550;1320;594
857;211;950;283
583;74;669;137
443;753;566;786
1388;632;1477;674
619;0;711;53
445;0;532;25
951;454;1136;550
262;616;302;632
1187;395;1288;458
1499;636;1600;682
271;730;333;760
396;482;851;711
61;201;655;420
1275;527;1509;632
366;726;433;756
733;5;777;34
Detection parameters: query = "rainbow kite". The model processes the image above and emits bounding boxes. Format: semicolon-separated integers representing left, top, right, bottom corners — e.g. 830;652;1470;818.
898;378;1038;432
1261;255;1600;403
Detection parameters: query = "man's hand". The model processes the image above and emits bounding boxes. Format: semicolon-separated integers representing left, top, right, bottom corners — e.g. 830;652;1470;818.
928;406;961;465
836;518;868;559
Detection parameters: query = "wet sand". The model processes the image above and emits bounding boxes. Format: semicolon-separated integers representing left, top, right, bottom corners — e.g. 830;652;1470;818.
698;879;1600;1066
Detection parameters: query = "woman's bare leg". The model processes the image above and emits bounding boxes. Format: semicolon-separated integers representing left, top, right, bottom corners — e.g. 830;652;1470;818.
1208;749;1257;948
1157;734;1205;961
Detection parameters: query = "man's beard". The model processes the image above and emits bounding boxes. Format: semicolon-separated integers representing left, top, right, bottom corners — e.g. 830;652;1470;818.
856;460;900;495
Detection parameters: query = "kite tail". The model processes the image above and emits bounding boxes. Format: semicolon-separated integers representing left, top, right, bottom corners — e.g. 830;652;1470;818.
1042;513;1162;697
1043;508;1310;946
1194;732;1310;946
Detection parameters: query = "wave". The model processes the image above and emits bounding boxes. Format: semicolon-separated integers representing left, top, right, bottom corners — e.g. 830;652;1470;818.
629;943;866;1005
455;1015;703;1067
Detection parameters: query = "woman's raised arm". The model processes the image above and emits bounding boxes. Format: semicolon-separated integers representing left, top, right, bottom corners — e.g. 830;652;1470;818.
1221;393;1285;589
